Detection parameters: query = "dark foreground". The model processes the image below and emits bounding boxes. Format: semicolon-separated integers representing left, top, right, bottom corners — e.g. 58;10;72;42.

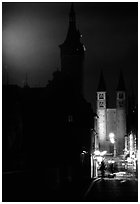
84;176;138;202
3;171;138;202
3;170;90;202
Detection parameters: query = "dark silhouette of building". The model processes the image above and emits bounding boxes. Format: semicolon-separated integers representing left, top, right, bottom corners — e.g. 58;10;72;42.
59;3;85;94
2;3;94;201
45;3;94;182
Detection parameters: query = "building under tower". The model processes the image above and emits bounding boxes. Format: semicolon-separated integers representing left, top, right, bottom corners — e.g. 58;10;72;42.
95;71;127;157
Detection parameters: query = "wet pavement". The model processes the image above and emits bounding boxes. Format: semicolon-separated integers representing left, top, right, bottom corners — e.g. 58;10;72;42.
3;170;138;202
84;172;138;202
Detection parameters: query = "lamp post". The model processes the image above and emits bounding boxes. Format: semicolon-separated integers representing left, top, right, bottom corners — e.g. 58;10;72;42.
114;139;116;157
109;133;116;157
90;128;97;178
124;134;128;156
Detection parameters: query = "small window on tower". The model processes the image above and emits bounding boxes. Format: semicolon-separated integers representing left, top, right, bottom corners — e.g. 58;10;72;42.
99;93;104;100
99;101;105;108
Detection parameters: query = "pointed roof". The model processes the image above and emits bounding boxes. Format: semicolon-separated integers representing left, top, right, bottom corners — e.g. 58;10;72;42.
65;3;77;43
97;70;106;92
69;2;75;20
117;70;125;91
59;3;82;47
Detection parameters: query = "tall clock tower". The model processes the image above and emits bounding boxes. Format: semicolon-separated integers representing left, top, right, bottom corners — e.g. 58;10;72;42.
116;71;126;155
59;3;85;94
96;71;107;151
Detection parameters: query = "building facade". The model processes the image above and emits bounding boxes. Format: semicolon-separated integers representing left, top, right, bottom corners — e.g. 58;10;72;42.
96;71;127;157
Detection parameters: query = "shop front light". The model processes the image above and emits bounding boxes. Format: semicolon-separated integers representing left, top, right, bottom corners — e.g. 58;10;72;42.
94;150;100;156
100;151;107;156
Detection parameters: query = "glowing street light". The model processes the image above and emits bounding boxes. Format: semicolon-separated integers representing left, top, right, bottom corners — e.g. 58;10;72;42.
109;133;115;144
100;150;107;156
94;150;100;156
94;150;107;156
109;132;116;157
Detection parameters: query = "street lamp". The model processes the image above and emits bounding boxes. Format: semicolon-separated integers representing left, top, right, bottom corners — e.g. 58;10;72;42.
109;133;115;144
109;133;116;157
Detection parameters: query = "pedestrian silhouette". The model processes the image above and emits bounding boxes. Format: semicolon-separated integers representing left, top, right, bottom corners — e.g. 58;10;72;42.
110;162;114;174
100;161;106;178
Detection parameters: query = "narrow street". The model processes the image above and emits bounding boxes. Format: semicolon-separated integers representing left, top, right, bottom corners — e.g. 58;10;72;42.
84;176;138;202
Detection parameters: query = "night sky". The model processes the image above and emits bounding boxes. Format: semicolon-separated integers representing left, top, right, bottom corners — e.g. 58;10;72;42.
2;2;138;109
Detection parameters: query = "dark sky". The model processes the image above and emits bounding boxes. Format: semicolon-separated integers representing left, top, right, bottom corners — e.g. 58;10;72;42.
2;2;138;108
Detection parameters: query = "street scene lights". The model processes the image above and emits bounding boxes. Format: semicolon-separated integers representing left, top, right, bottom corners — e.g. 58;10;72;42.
109;132;116;157
91;150;107;178
109;133;115;144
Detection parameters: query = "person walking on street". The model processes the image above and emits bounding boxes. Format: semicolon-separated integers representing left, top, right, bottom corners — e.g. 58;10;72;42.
100;160;106;178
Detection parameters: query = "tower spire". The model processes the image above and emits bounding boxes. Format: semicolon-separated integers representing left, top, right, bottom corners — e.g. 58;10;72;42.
64;2;77;44
59;3;85;94
69;2;76;23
